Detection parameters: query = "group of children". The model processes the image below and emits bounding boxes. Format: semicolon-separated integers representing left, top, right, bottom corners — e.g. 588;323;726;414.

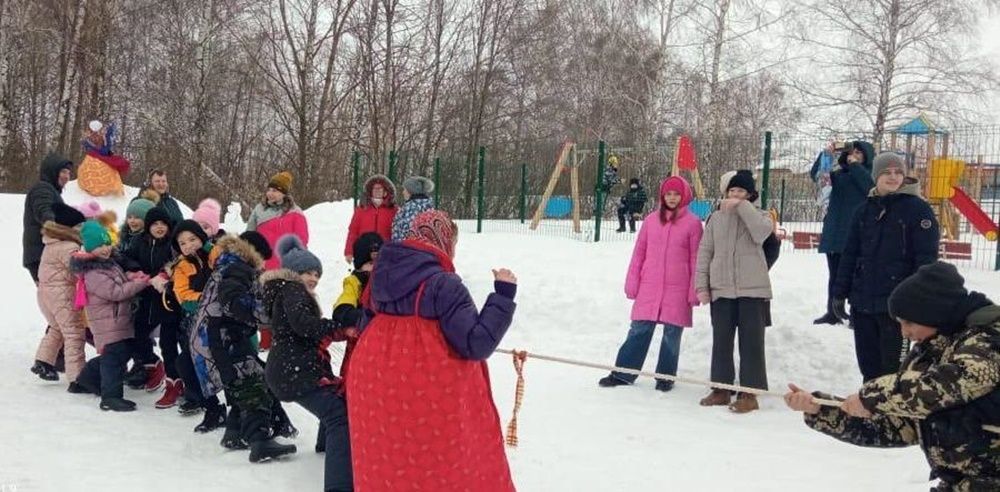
600;150;941;414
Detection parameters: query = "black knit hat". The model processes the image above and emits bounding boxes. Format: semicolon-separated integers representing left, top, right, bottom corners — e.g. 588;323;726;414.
726;170;757;197
144;206;174;234
52;202;86;228
352;232;384;270
172;219;210;253
629;178;640;186
888;262;969;334
239;231;272;260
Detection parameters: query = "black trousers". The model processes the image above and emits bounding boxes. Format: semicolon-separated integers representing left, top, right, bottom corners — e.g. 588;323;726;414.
617;206;636;231
77;339;132;399
852;311;905;382
710;298;768;391
297;387;353;491
824;253;841;315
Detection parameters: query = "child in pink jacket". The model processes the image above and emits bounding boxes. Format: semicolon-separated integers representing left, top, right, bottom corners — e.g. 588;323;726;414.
71;221;150;411
32;204;88;385
599;176;703;391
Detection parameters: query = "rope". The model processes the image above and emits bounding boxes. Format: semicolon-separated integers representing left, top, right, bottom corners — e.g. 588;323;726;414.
494;348;1000;435
504;350;527;447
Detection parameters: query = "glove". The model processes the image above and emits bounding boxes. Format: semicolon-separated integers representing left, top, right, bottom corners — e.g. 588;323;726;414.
832;298;849;321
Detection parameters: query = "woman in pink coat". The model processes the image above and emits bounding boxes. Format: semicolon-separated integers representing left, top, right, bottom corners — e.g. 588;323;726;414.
599;176;703;391
246;171;309;271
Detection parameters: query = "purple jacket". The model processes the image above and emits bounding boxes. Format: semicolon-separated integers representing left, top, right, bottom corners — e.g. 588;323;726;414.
70;253;148;353
361;242;517;360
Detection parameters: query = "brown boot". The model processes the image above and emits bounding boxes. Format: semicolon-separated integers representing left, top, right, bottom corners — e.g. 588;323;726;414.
728;393;759;413
699;389;732;407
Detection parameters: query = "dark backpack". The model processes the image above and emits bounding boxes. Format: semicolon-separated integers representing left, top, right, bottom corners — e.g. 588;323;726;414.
705;207;781;270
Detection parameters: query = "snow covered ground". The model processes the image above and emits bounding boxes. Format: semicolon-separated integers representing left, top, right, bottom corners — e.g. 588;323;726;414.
2;186;998;491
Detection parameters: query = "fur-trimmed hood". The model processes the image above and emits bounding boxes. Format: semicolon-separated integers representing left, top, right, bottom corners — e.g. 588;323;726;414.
69;251;120;274
214;234;264;270
42;221;82;245
259;267;317;318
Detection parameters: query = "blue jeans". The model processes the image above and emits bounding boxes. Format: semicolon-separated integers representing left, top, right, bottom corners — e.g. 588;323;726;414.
611;321;683;383
297;387;353;491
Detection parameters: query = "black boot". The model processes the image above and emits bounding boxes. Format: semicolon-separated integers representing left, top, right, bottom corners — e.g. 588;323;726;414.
813;313;843;325
655;380;675;392
315;422;326;453
221;428;249;450
100;397;137;412
125;364;146;389
195;403;227;433
598;375;630;387
31;360;59;381
67;382;94;394
178;399;203;416
249;439;297;463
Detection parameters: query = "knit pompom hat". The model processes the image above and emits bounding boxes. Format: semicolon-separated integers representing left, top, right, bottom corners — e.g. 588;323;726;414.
126;198;156;220
81;220;112;252
277;234;322;276
192;198;222;237
268;171;293;194
75;200;103;219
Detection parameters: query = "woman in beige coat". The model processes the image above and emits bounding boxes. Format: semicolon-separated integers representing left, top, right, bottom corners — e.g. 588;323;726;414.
695;170;774;413
31;204;88;385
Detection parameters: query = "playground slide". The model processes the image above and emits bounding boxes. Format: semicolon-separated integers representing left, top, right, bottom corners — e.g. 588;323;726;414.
950;186;999;241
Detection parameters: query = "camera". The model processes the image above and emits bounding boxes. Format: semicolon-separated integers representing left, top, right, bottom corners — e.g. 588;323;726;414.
834;141;854;152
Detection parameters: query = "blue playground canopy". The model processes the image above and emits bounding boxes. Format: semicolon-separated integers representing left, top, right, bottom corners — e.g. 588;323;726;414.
894;114;947;135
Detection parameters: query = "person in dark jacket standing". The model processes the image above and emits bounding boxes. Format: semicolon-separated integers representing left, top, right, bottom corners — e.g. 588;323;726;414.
23;153;74;282
812;141;875;325
617;178;648;233
264;235;354;492
141;169;184;224
832;152;939;382
390;176;435;241
786;262;999;491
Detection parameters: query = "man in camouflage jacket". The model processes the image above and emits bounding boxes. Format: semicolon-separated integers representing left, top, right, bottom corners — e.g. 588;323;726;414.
785;262;1000;491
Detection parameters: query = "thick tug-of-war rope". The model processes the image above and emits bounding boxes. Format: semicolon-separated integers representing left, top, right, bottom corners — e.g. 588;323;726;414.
504;350;528;447
493;348;1000;439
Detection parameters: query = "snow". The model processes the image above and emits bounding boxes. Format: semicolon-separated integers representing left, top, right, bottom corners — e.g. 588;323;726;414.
2;189;999;491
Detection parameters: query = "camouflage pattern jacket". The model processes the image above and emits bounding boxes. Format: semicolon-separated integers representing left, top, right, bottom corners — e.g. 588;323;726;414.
804;304;1000;491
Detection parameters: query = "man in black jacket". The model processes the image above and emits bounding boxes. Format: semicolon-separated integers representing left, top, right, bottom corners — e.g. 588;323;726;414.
22;153;73;282
141;169;184;224
832;152;939;381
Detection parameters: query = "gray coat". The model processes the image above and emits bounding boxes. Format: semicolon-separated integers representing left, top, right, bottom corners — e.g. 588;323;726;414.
696;200;774;301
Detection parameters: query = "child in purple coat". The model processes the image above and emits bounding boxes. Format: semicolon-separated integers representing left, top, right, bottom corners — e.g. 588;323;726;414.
599;176;704;391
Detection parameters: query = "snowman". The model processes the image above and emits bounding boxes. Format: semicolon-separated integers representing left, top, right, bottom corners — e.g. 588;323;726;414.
77;120;131;196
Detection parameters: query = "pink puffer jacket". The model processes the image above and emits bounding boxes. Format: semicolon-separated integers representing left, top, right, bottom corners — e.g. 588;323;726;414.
70;253;147;353
37;222;83;322
624;176;704;327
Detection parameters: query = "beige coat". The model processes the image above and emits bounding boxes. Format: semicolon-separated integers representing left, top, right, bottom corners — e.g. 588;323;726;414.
34;222;87;382
696;200;774;301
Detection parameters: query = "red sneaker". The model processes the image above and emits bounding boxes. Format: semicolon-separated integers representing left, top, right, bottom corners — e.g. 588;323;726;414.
155;379;184;409
145;360;165;392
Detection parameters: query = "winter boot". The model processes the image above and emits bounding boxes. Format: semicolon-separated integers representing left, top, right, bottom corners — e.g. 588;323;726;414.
654;380;675;392
100;397;137;412
728;393;759;414
195;403;227;433
271;404;298;439
221;428;249;450
155;378;183;408
699;389;733;407
598;374;630;387
145;360;165;392
813;313;842;325
249;439;297;463
30;360;59;381
178;399;204;416
67;382;94;394
315;422;326;453
125;364;147;389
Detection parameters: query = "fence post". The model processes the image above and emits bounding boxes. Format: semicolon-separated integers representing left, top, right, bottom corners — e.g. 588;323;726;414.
595;140;607;242
477;146;486;234
352;150;360;208
520;163;527;224
779;178;786;223
761;131;772;208
388;149;397;184
433;157;441;207
994;168;1000;271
